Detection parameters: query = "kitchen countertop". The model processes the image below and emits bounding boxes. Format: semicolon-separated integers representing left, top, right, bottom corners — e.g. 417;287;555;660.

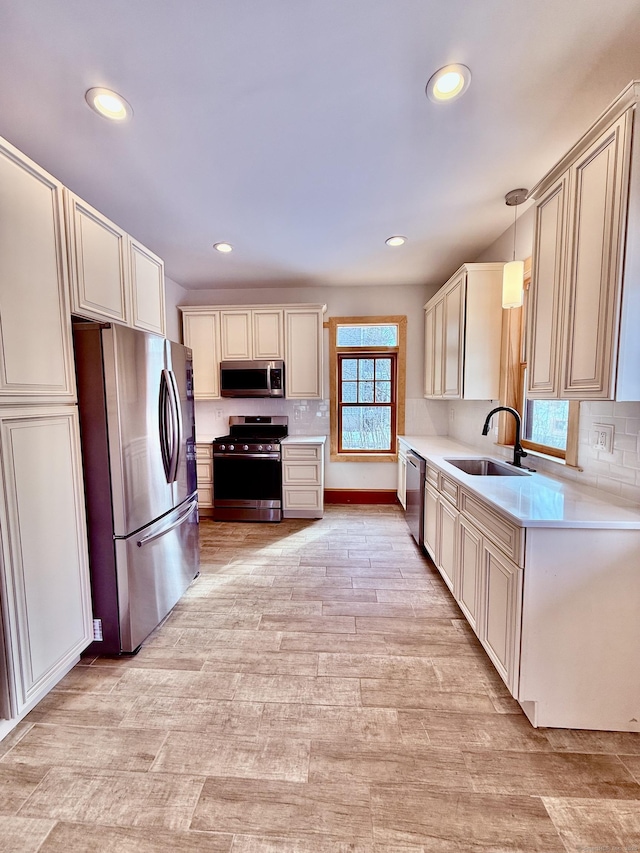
281;435;327;445
400;435;640;530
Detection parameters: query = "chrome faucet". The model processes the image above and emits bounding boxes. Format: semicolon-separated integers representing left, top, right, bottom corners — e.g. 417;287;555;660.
481;406;530;469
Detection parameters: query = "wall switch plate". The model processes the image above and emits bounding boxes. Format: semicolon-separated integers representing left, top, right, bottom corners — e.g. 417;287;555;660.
592;423;614;453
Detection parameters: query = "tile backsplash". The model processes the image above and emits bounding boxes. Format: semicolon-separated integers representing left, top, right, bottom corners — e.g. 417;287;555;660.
447;399;640;505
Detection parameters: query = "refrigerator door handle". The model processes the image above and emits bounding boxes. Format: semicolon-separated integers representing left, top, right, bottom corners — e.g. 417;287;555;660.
136;498;197;548
158;370;173;481
167;369;182;483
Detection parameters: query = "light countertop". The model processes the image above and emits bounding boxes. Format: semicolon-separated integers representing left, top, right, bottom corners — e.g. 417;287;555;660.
281;435;327;445
400;435;640;530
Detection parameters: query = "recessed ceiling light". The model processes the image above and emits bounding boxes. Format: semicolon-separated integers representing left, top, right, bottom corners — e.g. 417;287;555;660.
385;236;407;247
426;64;471;103
213;242;233;253
85;87;132;121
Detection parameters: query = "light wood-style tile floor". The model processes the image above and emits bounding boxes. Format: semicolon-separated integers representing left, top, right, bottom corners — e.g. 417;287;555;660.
2;505;640;852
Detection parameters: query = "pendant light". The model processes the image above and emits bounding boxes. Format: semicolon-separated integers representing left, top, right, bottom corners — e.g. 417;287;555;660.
502;188;528;309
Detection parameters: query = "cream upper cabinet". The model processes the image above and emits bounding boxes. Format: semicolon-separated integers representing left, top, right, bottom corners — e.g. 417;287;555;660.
284;307;324;399
0;138;75;403
65;191;129;325
424;263;503;400
65;190;165;337
182;311;221;399
0;407;92;716
220;308;284;361
528;82;640;401
181;304;324;400
129;238;165;336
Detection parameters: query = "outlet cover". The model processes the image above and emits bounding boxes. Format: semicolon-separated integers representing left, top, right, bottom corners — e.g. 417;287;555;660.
592;423;614;453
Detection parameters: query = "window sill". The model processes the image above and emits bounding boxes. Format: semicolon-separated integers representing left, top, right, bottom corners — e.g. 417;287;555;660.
330;453;398;464
495;443;583;471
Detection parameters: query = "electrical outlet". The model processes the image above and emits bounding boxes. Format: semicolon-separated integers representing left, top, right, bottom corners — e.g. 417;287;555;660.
592;423;614;453
216;408;223;417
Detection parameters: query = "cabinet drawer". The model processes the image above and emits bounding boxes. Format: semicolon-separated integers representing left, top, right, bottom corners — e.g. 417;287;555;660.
438;473;459;507
460;490;524;566
197;486;213;508
196;460;213;484
283;461;321;485
196;444;213;461
282;443;322;461
426;465;439;487
283;486;322;511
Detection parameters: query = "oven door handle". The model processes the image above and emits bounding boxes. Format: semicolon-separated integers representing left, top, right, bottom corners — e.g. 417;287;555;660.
214;452;281;460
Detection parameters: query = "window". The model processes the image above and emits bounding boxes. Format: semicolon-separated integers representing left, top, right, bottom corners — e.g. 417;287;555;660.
498;258;578;465
328;317;406;461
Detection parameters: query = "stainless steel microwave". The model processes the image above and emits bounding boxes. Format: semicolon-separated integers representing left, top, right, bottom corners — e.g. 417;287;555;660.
220;360;285;398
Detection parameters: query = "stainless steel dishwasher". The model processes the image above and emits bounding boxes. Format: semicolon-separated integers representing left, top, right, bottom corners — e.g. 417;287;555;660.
405;450;426;547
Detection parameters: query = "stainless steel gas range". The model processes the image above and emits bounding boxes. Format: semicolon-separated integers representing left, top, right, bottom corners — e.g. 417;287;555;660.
212;415;288;522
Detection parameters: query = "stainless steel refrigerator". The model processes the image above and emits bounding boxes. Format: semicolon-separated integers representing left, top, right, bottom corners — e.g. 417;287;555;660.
73;322;199;655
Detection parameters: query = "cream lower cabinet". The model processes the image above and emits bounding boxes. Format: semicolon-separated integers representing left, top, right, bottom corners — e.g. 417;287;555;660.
423;469;523;696
423;263;503;400
282;440;325;518
0;407;92;719
528;82;640;401
196;443;214;515
397;440;407;509
0;137;75;403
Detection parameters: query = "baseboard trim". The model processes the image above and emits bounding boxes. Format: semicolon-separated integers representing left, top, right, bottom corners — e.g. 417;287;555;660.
324;489;399;505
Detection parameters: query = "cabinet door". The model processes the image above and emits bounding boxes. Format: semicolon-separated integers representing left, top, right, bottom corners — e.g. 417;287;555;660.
527;178;567;398
221;310;252;360
479;541;523;694
561;112;632;399
432;299;444;397
0;408;92;715
423;306;435;397
423;483;439;562
397;453;407;510
458;515;482;634
253;309;284;359
284;309;323;399
442;274;464;398
0;139;75;402
129;239;165;335
65;191;129;325
182;312;221;399
437;496;457;592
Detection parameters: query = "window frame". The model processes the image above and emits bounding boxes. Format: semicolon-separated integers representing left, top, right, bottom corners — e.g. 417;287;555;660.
337;351;398;454
328;316;406;463
498;257;579;466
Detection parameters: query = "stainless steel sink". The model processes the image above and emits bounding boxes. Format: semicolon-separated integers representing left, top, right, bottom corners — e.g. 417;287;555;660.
444;458;531;477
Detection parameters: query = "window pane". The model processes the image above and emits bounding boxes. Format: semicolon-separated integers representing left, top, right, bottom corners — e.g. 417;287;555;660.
524;399;569;450
341;382;357;403
337;325;398;347
359;381;374;402
375;381;391;402
375;359;391;380
341;359;358;380
341;406;391;450
359;359;374;380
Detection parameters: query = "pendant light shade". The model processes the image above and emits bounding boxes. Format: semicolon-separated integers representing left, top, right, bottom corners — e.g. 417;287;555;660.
501;188;528;309
502;260;525;308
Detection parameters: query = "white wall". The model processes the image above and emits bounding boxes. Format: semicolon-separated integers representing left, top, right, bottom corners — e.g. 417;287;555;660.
179;282;448;489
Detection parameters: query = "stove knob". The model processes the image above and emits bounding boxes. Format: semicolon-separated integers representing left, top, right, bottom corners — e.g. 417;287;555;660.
266;444;273;451
229;444;234;451
243;444;249;451
257;445;263;451
219;444;226;451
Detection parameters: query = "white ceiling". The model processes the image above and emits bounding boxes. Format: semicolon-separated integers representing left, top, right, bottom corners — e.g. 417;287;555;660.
1;1;639;291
